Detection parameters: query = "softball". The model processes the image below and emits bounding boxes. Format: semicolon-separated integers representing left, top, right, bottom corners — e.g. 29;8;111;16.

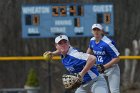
43;54;51;61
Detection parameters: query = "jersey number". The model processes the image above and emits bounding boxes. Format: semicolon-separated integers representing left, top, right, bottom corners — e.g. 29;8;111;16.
97;56;103;63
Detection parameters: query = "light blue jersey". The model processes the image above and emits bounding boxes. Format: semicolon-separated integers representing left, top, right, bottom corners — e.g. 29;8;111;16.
61;47;99;84
89;36;120;65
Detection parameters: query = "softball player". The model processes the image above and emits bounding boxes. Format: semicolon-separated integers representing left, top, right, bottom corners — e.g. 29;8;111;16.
44;35;108;93
86;24;120;93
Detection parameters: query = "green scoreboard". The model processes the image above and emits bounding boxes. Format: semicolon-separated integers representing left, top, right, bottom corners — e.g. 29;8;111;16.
21;3;114;38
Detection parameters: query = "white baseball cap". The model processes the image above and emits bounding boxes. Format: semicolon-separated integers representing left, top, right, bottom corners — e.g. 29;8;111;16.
55;35;69;43
92;24;103;30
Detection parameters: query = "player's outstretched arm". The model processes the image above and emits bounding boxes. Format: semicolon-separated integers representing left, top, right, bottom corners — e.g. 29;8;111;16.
43;50;60;56
104;56;120;69
79;55;96;77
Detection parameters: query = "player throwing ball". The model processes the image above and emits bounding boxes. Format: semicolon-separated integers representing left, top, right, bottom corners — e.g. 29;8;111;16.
43;35;108;93
86;24;120;93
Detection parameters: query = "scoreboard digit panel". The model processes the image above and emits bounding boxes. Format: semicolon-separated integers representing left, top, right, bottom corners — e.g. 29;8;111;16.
22;3;114;38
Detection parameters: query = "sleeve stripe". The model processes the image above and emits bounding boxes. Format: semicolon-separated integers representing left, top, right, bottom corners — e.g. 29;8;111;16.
108;42;120;56
102;36;120;56
68;47;89;60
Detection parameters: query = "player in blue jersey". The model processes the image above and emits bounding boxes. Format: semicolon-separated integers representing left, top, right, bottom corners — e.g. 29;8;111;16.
44;35;108;93
86;24;120;93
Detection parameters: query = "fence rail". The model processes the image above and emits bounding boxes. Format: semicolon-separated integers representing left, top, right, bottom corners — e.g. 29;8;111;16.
0;56;140;61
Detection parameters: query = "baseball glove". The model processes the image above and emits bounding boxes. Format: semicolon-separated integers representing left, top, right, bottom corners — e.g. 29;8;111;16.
62;73;82;90
96;64;105;73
